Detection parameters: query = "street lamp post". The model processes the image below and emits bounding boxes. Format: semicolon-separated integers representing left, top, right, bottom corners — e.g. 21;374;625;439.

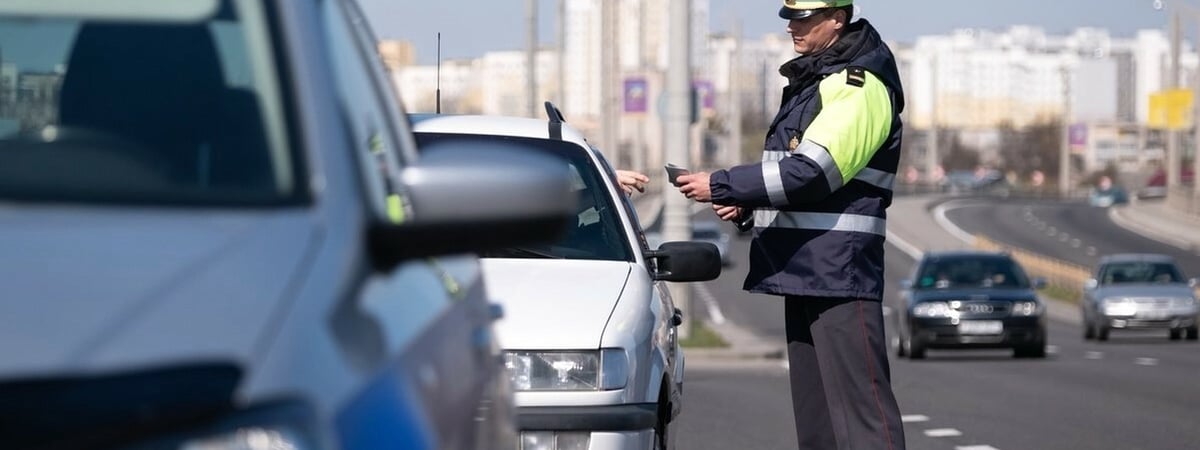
1161;0;1200;209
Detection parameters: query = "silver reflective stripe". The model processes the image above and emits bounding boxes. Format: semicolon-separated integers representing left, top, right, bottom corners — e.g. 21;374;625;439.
797;140;844;192
854;167;896;192
762;161;789;207
755;210;887;236
762;150;788;162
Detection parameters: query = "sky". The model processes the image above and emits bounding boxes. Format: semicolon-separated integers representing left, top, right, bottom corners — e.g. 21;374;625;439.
359;0;1172;65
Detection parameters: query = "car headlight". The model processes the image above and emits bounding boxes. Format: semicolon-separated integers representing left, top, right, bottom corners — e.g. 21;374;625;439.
1102;298;1138;317
165;401;320;450
505;350;628;391
1011;301;1041;317
912;301;954;318
181;427;311;450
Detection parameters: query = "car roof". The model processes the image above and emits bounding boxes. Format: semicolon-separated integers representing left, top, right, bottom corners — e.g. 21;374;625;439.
409;113;593;151
1099;253;1177;264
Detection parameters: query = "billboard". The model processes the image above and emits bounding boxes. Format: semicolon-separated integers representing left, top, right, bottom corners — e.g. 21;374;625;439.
623;77;649;115
1148;89;1193;130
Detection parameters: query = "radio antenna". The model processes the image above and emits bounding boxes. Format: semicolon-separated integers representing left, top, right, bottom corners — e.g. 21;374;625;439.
436;32;442;114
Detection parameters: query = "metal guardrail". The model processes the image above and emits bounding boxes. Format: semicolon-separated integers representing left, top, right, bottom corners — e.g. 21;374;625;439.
974;235;1091;303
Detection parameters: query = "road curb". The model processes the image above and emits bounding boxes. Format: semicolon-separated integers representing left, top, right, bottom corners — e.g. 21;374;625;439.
685;319;785;362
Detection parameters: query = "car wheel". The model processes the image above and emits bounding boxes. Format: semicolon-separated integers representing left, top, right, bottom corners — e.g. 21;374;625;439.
1169;328;1183;341
654;394;673;450
1083;318;1095;340
1187;326;1199;341
908;337;926;360
1014;343;1047;358
896;333;907;357
1097;325;1110;341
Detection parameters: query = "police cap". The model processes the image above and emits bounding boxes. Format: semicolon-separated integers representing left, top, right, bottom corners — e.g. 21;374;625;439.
779;0;853;20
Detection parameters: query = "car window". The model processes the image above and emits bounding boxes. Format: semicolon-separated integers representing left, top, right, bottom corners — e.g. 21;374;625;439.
414;133;633;262
0;0;301;205
916;256;1031;289
320;0;408;222
1098;261;1184;285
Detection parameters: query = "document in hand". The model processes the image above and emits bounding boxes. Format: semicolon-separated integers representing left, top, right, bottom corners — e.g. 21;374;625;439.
664;163;690;186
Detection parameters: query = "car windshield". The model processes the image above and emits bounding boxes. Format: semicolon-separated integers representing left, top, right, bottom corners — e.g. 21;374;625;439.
916;256;1031;289
1099;261;1184;285
413;132;632;262
0;0;301;206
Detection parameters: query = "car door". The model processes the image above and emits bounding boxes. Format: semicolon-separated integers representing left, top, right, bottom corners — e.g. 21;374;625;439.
320;1;513;448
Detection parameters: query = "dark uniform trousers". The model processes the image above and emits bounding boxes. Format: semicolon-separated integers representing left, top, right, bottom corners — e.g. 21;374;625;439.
785;296;906;450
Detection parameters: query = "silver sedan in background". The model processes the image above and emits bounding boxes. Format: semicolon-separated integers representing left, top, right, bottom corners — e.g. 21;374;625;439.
1082;254;1200;341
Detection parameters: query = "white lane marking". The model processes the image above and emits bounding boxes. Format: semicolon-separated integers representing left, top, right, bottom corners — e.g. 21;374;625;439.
1085;351;1104;360
901;415;929;423
957;446;1000;450
886;230;925;260
695;284;727;325
1087;246;1097;256
1046;345;1060;355
925;428;963;437
932;202;977;245
1135;357;1159;366
1047;227;1058;237
1059;234;1070;242
1070;239;1081;248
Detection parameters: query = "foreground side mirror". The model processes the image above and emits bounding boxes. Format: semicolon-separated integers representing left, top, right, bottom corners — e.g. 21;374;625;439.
1033;277;1048;290
368;147;574;270
649;242;722;282
1084;279;1099;291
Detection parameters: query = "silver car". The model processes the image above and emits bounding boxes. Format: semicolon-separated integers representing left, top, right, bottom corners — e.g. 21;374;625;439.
1082;254;1200;341
0;1;574;448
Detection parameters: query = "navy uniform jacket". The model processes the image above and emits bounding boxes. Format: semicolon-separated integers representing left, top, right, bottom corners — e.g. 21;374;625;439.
709;20;905;300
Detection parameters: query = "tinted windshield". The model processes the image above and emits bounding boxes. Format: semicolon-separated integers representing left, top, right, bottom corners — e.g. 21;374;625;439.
1099;261;1185;285
414;132;632;262
0;0;300;205
916;256;1031;289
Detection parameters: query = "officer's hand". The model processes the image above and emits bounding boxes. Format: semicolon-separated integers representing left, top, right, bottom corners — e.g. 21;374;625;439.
713;204;741;221
677;172;712;203
616;170;649;194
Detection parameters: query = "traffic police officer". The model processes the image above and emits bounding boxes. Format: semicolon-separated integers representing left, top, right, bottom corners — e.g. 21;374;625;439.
675;1;906;448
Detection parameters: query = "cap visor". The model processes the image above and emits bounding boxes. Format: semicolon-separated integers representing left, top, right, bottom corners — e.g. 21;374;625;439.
779;7;819;20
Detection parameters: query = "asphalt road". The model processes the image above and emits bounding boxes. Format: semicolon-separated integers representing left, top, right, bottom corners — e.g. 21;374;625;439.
942;198;1200;275
674;196;1200;450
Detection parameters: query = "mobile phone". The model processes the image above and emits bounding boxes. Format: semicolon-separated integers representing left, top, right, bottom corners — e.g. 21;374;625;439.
664;163;691;185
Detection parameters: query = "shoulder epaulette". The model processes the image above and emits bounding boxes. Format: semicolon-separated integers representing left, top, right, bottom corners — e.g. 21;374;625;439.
846;67;866;88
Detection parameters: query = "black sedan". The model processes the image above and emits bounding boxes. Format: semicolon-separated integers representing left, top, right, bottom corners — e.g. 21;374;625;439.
897;251;1048;359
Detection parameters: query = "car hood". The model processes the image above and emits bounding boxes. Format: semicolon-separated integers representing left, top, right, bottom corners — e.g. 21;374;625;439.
481;259;632;350
0;207;318;379
1092;284;1196;299
910;288;1038;303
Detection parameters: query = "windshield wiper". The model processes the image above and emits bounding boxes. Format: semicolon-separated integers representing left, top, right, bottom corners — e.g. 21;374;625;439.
488;247;562;259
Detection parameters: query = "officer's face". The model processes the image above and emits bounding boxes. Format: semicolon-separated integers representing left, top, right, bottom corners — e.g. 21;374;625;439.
786;10;844;55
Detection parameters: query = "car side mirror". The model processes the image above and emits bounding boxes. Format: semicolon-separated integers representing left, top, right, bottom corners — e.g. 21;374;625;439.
1084;279;1099;290
1033;277;1048;290
367;147;575;271
649;242;722;282
900;279;913;289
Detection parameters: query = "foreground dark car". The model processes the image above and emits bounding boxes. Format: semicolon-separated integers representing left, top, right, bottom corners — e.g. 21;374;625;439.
897;251;1048;359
